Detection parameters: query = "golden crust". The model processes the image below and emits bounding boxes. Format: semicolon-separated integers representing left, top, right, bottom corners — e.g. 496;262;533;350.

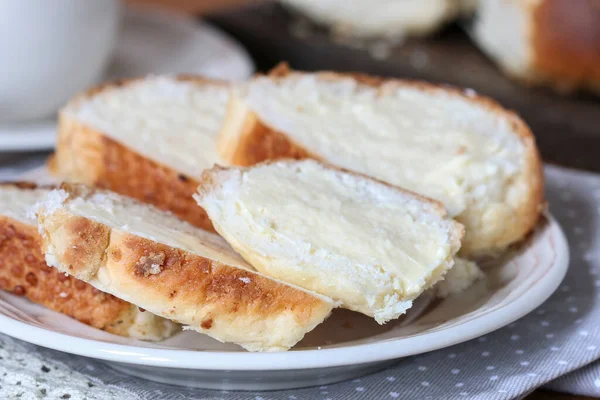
38;184;333;351
531;0;600;93
219;115;316;167
0;182;176;339
55;113;214;232
218;65;544;255
110;233;330;328
0;214;136;335
40;208;110;281
219;97;317;166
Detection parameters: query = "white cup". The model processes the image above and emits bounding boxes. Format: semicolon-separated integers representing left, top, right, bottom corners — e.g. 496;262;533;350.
0;0;121;123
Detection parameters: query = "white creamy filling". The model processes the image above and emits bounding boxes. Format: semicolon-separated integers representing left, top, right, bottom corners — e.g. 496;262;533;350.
243;76;525;219
0;186;50;225
224;161;455;297
64;77;229;178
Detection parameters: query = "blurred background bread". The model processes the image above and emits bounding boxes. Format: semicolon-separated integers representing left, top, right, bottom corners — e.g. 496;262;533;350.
205;0;599;173
470;0;600;94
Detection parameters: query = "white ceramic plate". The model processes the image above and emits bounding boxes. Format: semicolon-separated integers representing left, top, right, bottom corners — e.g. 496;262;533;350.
0;6;253;153
0;213;568;390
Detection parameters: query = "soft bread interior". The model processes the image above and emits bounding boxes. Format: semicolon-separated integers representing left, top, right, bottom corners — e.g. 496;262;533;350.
281;0;466;38
231;73;540;255
196;160;463;323
37;185;335;351
62;77;229;178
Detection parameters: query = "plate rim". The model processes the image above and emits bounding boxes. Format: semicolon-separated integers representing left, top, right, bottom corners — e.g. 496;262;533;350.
0;214;569;371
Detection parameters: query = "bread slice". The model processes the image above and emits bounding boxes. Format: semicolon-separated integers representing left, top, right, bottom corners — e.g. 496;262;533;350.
469;0;600;94
281;0;474;39
52;76;230;232
195;160;463;323
0;183;177;340
218;67;544;256
36;183;335;352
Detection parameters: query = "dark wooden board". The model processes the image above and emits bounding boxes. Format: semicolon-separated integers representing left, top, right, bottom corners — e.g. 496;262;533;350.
207;3;600;172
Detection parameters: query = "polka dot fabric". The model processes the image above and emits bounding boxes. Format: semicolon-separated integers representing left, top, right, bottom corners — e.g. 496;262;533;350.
1;164;600;399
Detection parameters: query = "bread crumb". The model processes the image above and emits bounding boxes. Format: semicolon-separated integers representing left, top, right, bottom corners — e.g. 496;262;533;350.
135;252;166;277
28;189;69;220
201;318;213;329
239;277;251;284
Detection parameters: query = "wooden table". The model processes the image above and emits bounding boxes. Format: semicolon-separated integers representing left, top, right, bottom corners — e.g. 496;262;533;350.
131;1;599;398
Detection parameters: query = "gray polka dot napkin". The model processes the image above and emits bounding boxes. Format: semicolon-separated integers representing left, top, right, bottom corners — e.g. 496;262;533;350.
1;162;600;399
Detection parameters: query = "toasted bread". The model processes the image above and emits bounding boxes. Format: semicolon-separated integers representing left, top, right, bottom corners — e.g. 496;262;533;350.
0;182;177;340
470;0;600;94
36;183;335;352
